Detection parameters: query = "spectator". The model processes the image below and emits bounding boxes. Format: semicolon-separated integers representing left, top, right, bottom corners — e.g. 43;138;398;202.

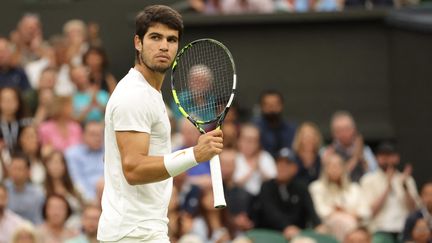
220;148;255;234
38;96;82;152
234;123;276;196
18;125;45;189
37;194;78;243
343;227;372;243
50;35;75;96
188;0;274;14
24;45;56;90
292;121;322;185
70;65;109;123
44;150;84;229
322;110;377;182
309;153;370;241
221;0;274;14
65;121;104;202
9;13;46;67
24;66;57;117
5;153;44;224
63;20;89;67
82;46;117;94
257;148;321;240
0;183;28;243
0;87;32;154
65;203;101;243
180;185;234;243
11;223;38;243
255;90;296;158
0;38;32;91
360;141;419;242
86;22;102;48
403;180;432;242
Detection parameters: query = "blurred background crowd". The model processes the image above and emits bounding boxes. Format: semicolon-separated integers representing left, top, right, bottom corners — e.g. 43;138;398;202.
0;1;431;243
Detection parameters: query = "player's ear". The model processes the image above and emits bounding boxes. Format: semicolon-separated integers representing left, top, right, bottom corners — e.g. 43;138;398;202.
134;35;142;52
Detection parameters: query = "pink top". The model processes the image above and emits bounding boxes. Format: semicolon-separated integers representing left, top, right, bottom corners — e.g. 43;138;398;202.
38;120;83;152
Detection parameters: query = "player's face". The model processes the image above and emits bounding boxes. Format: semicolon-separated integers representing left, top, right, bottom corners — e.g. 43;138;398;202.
136;23;179;73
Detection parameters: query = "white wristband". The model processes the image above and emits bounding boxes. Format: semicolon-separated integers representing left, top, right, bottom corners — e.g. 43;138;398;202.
164;147;198;177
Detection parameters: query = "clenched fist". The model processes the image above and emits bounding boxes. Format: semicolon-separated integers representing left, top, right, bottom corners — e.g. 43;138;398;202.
193;129;224;162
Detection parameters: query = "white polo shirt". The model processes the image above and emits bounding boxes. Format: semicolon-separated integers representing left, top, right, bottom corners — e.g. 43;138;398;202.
98;68;172;241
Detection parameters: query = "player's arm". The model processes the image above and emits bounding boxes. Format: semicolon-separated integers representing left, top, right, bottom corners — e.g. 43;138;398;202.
116;129;223;185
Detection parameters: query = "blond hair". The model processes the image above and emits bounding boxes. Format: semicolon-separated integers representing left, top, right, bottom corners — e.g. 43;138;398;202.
292;121;322;154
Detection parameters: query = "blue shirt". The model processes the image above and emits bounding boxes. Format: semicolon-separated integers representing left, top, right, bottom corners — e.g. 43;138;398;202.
0;67;31;91
65;144;104;201
175;146;210;176
73;90;109;122
5;180;44;225
255;117;296;158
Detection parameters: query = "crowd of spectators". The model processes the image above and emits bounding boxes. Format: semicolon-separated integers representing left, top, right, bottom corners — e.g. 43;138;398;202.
0;12;431;243
185;0;419;14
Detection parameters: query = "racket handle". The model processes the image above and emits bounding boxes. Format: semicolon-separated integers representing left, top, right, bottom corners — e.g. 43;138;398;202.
209;155;227;208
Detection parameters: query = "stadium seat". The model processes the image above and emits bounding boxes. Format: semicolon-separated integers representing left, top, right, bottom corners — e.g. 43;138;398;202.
299;229;339;243
245;229;288;243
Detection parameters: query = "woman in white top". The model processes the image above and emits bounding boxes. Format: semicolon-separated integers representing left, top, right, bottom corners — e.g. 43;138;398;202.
234;123;277;196
309;153;370;242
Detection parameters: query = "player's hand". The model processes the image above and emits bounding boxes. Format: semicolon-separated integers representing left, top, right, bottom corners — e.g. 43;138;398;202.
193;129;223;163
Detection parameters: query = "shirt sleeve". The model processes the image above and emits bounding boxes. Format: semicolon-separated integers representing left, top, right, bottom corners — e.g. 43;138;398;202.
112;93;154;133
260;151;277;179
308;182;332;219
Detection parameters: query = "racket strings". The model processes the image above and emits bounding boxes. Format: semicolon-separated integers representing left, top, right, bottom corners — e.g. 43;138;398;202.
174;41;234;122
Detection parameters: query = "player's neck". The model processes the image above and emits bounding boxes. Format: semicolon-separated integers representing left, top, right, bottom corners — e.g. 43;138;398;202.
134;63;164;91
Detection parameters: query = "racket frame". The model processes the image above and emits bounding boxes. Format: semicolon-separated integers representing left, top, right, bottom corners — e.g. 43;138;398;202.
170;38;237;208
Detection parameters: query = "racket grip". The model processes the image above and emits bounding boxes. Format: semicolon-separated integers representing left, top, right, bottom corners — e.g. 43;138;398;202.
209;155;227;208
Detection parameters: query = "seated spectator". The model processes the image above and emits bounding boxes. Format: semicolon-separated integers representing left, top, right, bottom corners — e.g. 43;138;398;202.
65;203;101;243
37;194;78;243
0;38;31;91
70;65;109;123
50;35;75;96
63;20;89;67
38;96;83;152
82;46;117;94
11;223;38;243
322;110;377;182
5;153;44;224
254;90;296;158
220;148;255;235
234;123;276;196
0;87;33;153
24;66;57;117
343;227;372;243
0;183;28;243
309;153;370;241
18;125;45;189
360;141;419;242
292;121;322;185
310;0;342;12
257;148;321;240
65;121;104;202
403;180;432;242
10;13;46;67
188;0;274;14
86;22;103;48
44;150;84;229
179;185;234;243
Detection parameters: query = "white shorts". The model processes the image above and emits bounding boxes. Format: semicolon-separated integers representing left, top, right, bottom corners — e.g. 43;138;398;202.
101;227;170;243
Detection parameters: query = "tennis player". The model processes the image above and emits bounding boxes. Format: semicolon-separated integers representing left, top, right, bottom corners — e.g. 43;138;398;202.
97;5;224;243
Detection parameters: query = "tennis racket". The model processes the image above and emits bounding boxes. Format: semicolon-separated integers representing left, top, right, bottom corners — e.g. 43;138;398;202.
171;38;236;208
